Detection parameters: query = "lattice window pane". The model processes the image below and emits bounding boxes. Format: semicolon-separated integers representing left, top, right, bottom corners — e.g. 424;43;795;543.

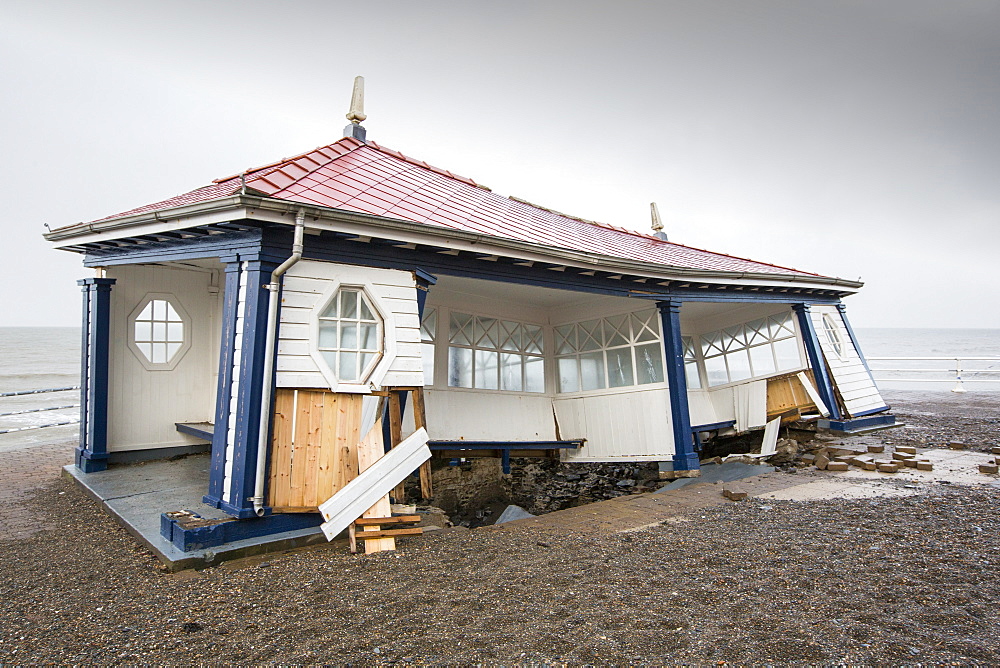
726;349;752;382
578;319;603;352
605;314;630;347
525;356;545;393
749;344;776;376
580;351;606;391
500;353;523;391
774;337;801;370
524;325;544;354
420;308;436;342
607;348;634;388
685;361;701;389
555;324;577;354
558;357;580;393
475;350;498;390
632;310;659;343
636;342;664;385
450;312;473;345
133;298;186;365
317;287;383;383
449;347;473;388
499;320;521;352
705;355;729;387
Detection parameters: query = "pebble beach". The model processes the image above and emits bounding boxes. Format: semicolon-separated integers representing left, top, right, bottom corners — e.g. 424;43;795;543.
1;390;998;664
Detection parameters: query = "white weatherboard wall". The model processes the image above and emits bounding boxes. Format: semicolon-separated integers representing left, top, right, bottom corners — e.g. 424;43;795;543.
276;260;423;391
554;387;674;461
810;305;887;417
105;264;221;452
423;390;556;441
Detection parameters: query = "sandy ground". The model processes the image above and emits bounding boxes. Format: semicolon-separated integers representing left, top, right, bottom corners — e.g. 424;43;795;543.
0;390;998;664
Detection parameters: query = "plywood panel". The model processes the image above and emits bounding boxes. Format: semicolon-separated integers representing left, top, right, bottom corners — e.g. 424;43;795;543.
766;371;818;418
267;389;365;512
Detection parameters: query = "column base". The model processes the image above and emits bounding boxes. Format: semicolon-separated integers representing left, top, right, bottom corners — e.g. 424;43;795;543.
75;446;109;473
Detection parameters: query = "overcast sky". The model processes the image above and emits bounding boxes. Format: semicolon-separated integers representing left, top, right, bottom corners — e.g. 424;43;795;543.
1;0;997;329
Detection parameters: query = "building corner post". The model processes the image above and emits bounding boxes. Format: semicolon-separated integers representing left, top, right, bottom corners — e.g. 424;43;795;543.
792;303;842;420
75;277;116;473
657;299;699;473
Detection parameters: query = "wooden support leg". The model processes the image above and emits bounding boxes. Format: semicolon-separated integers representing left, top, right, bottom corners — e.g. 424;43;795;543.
411;388;433;499
388;391;405;503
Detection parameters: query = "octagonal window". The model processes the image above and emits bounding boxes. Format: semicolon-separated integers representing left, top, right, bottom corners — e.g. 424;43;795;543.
317;287;383;382
133;299;185;365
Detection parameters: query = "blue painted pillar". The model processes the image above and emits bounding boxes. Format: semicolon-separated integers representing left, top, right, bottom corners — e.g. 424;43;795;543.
75;277;116;473
216;259;278;518
792;303;842;420
382;269;437;454
203;261;241;509
657;299;699;473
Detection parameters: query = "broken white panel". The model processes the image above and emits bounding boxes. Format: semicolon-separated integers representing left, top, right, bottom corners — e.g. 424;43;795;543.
319;427;431;541
733;380;768;432
760;417;781;456
796;371;831;417
809;305;888;417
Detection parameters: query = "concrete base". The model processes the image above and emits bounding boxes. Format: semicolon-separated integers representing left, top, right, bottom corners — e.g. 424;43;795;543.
64;454;327;571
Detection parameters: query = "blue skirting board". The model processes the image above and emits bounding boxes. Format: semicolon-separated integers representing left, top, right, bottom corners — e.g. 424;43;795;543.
818;414;896;433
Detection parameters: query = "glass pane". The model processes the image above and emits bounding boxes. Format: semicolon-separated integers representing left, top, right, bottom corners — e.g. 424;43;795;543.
450;312;472;345
318;323;337;349
151;342;167;364
555;324;576;354
340;323;358;350
475;350;498;389
722;325;744;351
136;342;152;361
321;350;337;370
152;322;166;341
420;309;436;342
578;319;603;351
749;344;776;376
746;319;767;346
524;325;543;354
165;302;181;322
632;311;658;342
605;314;629;347
340;290;358;318
167;322;183;342
475;317;499;348
138;302;153;320
448;347;473;388
359;323;378;350
607;348;634;388
636;342;664;385
500;353;522;391
580;351;606;391
525;356;544;393
701;333;723;356
134;321;152;342
704;355;729;387
558;357;580;393
359;296;375;321
166;342;182;361
682;336;696;361
422;342;435;385
499;321;521;352
773;337;802;371
726;349;752;382
360;352;377;376
152;300;166;322
339;351;359;381
685;361;701;389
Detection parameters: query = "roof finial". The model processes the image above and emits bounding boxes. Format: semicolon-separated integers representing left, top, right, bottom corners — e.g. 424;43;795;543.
344;76;367;142
650;202;668;241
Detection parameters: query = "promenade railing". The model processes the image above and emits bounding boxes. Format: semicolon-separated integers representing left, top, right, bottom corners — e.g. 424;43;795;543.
0;386;80;434
867;356;1000;393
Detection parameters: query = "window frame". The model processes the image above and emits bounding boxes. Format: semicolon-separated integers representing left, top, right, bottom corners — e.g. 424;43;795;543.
308;282;396;393
554;308;668;395
445;310;547;394
698;312;805;389
126;293;192;371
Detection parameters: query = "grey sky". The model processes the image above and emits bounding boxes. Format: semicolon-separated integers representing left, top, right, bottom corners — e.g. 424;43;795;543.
1;0;997;328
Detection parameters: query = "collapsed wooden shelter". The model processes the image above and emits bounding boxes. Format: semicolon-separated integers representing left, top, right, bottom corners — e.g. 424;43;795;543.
46;79;893;554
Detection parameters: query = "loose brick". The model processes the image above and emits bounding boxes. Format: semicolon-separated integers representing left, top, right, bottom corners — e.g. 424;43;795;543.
896;446;917;455
892;452;915;461
859;461;877;471
991;446;1000;455
916;461;933;471
949;442;967;450
867;444;885;453
979;464;998;474
877;463;900;473
902;459;918;468
722;487;748;501
814;454;830;470
827;462;850;472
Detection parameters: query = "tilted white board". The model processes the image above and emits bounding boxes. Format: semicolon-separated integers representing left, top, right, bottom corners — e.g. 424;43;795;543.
318;427;431;541
796;372;830;417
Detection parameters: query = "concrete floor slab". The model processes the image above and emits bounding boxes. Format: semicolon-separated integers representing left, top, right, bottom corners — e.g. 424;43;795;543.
64;454;326;570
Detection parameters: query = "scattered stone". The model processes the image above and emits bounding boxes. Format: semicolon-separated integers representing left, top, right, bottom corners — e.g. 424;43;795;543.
181;622;204;633
859;461;877;471
949;442;967;450
877;463;900;473
991;446;1000;456
722;486;748;501
979;464;998;475
896;446;917;455
902;459;919;468
916;461;934;471
867;444;885;453
814;454;830;470
827;462;849;472
892;452;915;461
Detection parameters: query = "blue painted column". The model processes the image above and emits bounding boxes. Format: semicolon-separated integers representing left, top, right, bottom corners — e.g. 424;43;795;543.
792;303;842;420
203;261;241;508
657;299;699;473
75;277;116;473
218;259;278;518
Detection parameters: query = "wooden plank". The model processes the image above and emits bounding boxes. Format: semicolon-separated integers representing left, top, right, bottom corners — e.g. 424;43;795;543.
353;515;421;526
289;389;313;508
267;388;296;509
316;392;339;504
346;527;423;539
269;506;320;513
355;420;395;553
411;388;433;499
388;391;405;504
300;390;325;508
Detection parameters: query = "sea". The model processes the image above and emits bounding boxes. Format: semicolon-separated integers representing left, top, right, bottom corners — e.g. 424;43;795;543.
0;326;997;450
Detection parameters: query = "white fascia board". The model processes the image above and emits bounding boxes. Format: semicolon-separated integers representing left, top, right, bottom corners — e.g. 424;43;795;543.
47;195;862;292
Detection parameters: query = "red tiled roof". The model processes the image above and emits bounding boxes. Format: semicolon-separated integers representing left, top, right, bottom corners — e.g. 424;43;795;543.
88;136;819;278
